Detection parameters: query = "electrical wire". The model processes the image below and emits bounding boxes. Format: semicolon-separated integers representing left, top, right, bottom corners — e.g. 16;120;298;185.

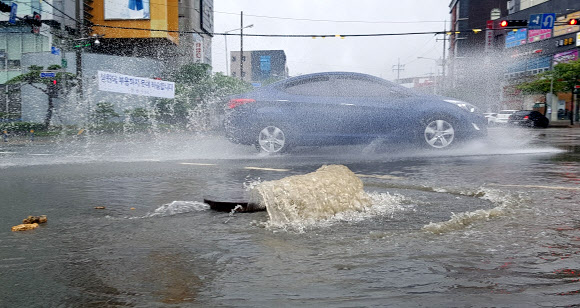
92;24;449;37
213;10;446;24
40;0;77;23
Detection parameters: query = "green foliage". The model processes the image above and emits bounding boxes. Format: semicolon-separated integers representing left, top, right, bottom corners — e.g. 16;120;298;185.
0;112;20;119
124;107;151;123
517;59;580;94
91;102;120;126
7;65;75;88
212;72;254;96
6;65;77;128
154;63;253;128
172;63;212;84
0;121;45;133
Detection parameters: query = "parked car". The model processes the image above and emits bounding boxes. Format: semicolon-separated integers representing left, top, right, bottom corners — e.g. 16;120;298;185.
224;72;488;153
507;110;549;128
483;112;498;125
495;110;518;125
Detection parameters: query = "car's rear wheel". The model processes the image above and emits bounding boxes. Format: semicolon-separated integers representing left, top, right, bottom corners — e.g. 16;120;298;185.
422;118;456;149
256;125;289;153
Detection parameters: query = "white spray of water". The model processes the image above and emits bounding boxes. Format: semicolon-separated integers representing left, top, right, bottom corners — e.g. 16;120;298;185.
422;187;526;234
250;165;370;225
249;165;410;231
145;201;209;217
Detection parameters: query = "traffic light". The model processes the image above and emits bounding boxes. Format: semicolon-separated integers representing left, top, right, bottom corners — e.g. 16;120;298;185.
33;12;41;27
499;20;528;28
25;12;42;34
47;79;58;98
568;19;579;25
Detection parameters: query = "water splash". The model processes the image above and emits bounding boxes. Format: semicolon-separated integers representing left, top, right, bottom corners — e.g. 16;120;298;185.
249;165;370;227
422;187;526;234
248;165;411;231
145;201;209;218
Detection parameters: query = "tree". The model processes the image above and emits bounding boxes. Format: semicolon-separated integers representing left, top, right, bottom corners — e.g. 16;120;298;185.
92;102;120;125
7;65;76;128
155;63;252;128
517;59;580;124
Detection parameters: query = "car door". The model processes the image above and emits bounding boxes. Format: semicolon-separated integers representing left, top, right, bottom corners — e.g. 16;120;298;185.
276;76;346;144
332;76;413;140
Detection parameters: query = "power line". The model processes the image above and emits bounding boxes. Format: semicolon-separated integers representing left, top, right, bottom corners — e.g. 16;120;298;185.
40;0;78;24
0;1;66;22
214;10;447;24
92;24;450;37
70;0;446;25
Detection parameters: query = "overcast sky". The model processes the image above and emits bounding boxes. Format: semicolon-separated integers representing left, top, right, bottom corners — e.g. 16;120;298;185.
210;0;451;81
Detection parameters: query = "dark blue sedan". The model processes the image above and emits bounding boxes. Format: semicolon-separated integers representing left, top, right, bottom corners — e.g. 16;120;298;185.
224;72;487;153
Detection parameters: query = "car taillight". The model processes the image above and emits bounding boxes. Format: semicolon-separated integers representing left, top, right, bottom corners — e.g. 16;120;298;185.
228;98;255;109
523;115;529;119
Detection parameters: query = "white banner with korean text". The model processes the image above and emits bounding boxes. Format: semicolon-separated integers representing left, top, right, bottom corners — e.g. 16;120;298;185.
97;71;175;99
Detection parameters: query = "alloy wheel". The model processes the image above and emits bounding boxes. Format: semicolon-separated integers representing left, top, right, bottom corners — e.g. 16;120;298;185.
424;119;455;149
258;126;286;153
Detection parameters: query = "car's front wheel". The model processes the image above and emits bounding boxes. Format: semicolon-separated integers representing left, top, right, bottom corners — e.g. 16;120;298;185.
422;118;456;149
256;125;289;153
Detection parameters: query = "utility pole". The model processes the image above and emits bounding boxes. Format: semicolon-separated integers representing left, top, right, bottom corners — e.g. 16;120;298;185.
240;11;244;81
392;58;405;84
75;0;83;99
436;21;449;92
224;33;229;76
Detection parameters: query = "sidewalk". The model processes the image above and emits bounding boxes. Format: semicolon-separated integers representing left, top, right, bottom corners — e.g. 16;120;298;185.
549;120;580;128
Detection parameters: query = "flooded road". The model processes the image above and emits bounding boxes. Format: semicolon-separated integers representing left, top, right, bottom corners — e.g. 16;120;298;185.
1;127;579;307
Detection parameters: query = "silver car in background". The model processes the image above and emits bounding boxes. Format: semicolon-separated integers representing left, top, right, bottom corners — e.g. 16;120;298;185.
495;110;518;125
483;112;497;125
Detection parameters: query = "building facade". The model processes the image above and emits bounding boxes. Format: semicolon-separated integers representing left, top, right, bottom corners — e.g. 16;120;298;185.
498;0;580;121
0;0;213;124
230;50;288;84
448;0;508;111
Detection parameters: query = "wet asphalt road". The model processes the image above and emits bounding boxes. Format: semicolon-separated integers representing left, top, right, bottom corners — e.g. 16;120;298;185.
1;126;579;307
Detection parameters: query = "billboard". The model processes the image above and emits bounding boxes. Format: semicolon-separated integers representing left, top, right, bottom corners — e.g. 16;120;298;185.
554;11;580;37
553;50;578;66
505;28;527;48
98;71;175;99
105;0;150;20
527;29;551;43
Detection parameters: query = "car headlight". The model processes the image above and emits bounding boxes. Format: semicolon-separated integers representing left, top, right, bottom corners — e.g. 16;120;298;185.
444;99;478;113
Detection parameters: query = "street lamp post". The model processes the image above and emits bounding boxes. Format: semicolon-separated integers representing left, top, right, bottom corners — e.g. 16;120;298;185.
224;24;253;76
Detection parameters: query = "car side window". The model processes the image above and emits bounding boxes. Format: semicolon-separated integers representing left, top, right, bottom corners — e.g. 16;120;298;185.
334;76;408;98
282;76;338;96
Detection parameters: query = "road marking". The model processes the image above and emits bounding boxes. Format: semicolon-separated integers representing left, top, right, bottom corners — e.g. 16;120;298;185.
244;167;290;172
356;174;402;180
180;162;216;166
0;151;14;154
28;154;53;156
489;183;580;191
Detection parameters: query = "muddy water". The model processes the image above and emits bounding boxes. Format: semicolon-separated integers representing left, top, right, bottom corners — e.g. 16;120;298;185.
0;128;579;307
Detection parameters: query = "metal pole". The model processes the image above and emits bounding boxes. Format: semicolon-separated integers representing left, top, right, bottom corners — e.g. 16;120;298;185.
75;0;83;99
224;34;229;76
397;58;400;82
548;73;554;118
441;20;447;92
240;11;244;81
4;56;8;115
